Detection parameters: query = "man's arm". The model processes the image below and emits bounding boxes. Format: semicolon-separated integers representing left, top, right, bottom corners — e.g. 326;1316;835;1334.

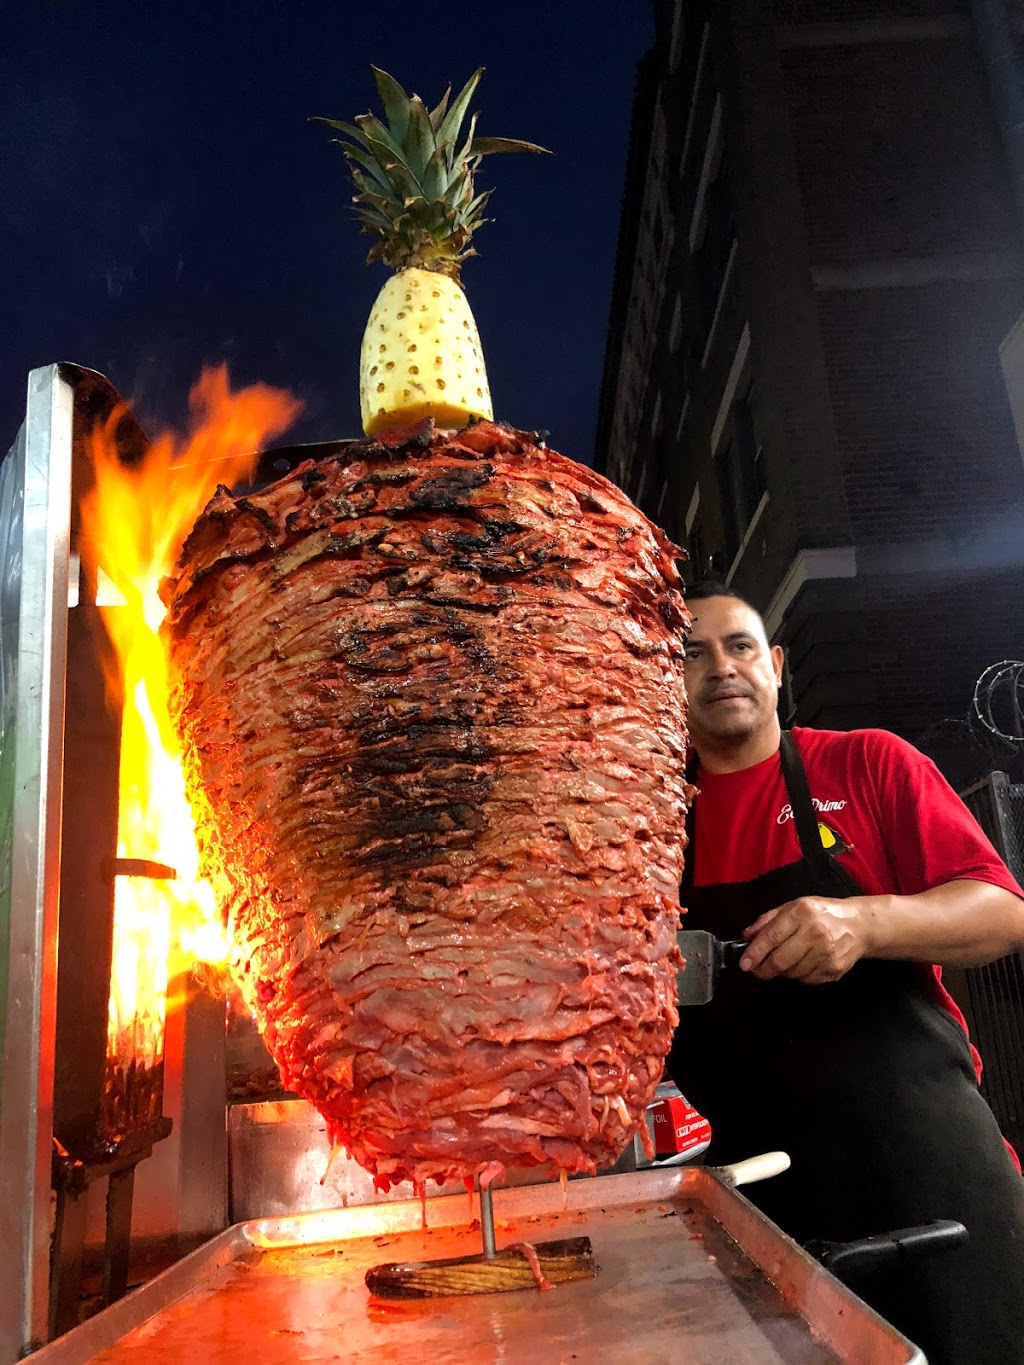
741;881;1024;983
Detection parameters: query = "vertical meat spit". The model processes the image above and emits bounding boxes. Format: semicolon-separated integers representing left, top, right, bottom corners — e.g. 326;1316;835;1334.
480;1185;496;1259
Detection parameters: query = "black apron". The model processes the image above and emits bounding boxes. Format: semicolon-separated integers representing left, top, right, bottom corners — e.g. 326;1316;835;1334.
669;732;1024;1365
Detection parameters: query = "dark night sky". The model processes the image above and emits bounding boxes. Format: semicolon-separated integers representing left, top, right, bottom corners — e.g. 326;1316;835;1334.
0;2;653;463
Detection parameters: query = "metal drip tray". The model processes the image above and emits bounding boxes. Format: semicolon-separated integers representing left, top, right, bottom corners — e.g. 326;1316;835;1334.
33;1169;923;1364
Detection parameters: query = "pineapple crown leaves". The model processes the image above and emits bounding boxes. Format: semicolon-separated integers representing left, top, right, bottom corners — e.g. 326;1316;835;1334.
313;66;550;274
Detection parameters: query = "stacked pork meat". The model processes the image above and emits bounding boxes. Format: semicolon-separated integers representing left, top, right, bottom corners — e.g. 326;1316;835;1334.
162;419;689;1190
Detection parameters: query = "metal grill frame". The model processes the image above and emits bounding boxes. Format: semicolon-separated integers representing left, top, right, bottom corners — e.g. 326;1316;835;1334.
0;365;185;1356
954;771;1024;1156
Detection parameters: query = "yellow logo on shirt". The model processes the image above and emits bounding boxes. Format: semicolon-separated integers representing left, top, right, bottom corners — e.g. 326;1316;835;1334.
818;822;849;854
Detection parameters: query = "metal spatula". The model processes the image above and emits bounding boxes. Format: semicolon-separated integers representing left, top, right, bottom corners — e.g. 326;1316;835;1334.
676;930;747;1006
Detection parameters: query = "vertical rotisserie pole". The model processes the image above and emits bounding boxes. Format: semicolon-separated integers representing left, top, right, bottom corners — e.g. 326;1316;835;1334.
480;1185;496;1259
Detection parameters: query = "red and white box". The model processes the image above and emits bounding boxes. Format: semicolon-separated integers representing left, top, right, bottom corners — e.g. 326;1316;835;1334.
649;1092;712;1160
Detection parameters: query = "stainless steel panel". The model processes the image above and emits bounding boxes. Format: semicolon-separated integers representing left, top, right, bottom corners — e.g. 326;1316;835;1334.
226;1098;612;1223
0;366;75;1360
177;981;229;1239
32;1169;924;1364
228;1099;467;1222
0;424;24;1071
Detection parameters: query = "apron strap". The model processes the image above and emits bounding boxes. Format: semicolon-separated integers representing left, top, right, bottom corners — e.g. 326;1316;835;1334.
681;730;853;898
779;731;862;896
778;731;832;881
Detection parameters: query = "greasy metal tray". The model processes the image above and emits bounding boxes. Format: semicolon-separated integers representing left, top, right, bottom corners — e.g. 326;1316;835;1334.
34;1169;924;1364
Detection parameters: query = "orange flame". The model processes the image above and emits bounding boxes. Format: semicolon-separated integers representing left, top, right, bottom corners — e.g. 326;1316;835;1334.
80;365;301;1071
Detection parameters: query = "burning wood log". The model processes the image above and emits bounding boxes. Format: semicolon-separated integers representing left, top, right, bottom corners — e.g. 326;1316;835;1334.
365;1236;597;1298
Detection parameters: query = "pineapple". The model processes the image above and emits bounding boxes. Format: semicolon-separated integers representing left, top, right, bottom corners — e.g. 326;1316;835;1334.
315;67;548;435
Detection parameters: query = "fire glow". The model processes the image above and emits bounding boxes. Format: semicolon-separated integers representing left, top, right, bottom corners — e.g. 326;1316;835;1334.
80;366;300;1088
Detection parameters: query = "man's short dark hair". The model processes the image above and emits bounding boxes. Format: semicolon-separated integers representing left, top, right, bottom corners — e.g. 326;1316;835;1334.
686;580;758;612
685;580;770;636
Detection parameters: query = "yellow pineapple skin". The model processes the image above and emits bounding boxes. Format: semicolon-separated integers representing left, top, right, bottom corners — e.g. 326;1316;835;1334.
359;267;494;435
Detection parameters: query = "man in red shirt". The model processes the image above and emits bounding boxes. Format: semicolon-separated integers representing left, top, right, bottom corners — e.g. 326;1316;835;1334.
671;581;1024;1365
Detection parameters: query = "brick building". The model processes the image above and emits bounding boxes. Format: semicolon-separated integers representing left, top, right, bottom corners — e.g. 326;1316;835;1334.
596;0;1024;746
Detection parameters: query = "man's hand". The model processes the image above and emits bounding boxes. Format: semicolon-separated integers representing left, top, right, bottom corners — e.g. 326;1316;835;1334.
739;882;1024;979
740;897;871;983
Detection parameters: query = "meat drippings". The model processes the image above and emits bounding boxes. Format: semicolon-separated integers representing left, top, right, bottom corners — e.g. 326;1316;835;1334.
504;1241;554;1292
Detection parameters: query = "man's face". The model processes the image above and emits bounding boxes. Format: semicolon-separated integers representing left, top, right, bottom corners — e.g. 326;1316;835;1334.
684;595;784;747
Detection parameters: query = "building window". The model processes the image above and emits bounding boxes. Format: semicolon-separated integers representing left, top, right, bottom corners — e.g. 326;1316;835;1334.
651;202;665;258
650;391;663;438
668;293;683;354
780;654;797;724
633;462;649;509
675;390;691;441
688;525;706;582
694;152;736;351
716;388;765;563
669;0;687;72
684;521;728;586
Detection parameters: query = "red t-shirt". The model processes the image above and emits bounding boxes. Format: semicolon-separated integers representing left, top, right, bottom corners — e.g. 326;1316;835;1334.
690;727;1023;1128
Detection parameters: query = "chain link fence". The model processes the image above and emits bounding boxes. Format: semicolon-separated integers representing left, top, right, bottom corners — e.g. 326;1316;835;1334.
955;773;1024;1158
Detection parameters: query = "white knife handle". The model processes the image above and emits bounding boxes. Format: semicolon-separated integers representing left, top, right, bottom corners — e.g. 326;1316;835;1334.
717;1150;791;1188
